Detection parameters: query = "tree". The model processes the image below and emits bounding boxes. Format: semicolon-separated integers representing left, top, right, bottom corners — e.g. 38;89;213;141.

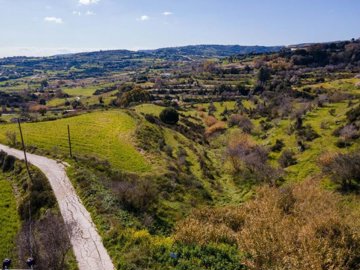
39;99;46;105
18;213;74;270
40;80;49;89
38;107;47;116
208;102;217;115
160;107;179;125
257;67;271;85
116;87;150;107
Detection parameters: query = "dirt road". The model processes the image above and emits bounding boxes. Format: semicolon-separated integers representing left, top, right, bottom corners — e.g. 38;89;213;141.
0;144;115;270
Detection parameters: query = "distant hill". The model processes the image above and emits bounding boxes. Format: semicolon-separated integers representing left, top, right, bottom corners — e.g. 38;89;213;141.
142;44;283;58
0;44;284;79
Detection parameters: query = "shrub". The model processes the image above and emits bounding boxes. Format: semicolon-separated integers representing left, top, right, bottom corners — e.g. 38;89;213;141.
319;150;360;191
346;104;360;123
112;178;158;212
18;170;56;220
0;150;7;167
17;212;72;270
161;244;246;270
164;145;173;157
208;102;217;115
260;120;273;131
278;150;297;168
204;115;218;127
160;107;179;125
205;121;227;137
296;124;320;141
225;131;281;185
228;114;254;134
2;154;16;172
175;180;360;270
271;139;285;152
144;114;157;124
5;131;17;146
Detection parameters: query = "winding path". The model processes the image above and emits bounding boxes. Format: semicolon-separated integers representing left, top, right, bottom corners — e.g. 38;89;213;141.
0;144;115;270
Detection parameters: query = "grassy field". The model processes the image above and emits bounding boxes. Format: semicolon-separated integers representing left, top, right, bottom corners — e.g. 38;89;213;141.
63;86;99;97
0;110;151;172
0;174;20;261
63;83;116;97
261;102;354;182
134;104;164;116
302;78;360;95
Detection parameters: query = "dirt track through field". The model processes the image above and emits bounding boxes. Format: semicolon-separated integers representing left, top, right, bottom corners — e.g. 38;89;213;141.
0;144;115;270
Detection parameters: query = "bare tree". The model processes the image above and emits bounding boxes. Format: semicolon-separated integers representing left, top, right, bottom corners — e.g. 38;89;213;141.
17;212;74;270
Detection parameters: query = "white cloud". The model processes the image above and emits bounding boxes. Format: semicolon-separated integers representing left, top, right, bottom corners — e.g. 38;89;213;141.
0;47;106;58
72;10;95;16
79;0;99;5
163;11;173;16
44;17;63;24
86;10;95;16
138;15;149;21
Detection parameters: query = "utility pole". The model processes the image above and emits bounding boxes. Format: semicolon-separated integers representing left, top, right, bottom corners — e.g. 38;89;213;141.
68;125;72;158
17;119;31;180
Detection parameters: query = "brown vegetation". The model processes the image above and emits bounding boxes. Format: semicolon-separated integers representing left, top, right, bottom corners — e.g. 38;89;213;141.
175;180;360;270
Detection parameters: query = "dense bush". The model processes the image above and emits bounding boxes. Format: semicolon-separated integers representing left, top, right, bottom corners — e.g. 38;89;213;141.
278;149;297;168
144;113;157;124
2;154;16;172
226;131;281;185
160;107;179;125
0;151;16;172
296;124;320;141
112;177;158;213
346;104;360;123
271;139;285;152
18;212;72;270
175;180;360;270
319;150;360;191
228;114;253;133
205;121;227;137
18;169;56;220
160;244;246;270
5;131;17;146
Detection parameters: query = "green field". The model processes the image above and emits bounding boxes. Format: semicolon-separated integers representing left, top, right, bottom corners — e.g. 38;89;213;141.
303;78;360;95
134;104;164;116
0;174;20;261
63;86;99;97
0;110;151;172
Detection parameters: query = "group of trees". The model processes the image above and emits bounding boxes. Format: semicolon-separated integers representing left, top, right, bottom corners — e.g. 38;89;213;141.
114;86;151;107
288;40;360;67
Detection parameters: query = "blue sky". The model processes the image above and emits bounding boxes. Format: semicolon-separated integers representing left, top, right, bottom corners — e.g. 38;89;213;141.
0;0;359;57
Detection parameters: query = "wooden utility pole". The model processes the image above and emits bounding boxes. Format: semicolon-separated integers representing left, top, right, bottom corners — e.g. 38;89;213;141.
68;125;72;158
17;119;31;180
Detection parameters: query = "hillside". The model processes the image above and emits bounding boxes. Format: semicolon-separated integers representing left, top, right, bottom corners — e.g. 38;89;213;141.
142;44;283;58
0;39;360;269
0;45;282;80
